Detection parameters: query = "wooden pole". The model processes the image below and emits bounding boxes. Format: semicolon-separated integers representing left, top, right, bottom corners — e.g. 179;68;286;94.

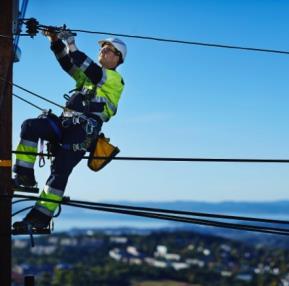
0;0;13;285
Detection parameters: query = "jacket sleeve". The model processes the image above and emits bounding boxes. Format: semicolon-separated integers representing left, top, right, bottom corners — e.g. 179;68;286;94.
69;50;103;85
50;39;79;77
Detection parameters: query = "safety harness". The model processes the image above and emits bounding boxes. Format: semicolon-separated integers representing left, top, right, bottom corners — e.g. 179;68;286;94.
61;108;102;152
38;87;119;172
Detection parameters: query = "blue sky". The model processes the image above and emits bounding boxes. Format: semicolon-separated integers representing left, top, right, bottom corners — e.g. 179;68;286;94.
13;0;289;202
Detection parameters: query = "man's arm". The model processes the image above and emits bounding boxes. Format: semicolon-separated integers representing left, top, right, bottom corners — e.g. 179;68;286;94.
50;39;78;77
42;30;79;78
69;50;104;85
57;30;104;85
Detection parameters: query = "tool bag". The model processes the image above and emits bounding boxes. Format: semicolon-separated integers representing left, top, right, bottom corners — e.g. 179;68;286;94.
87;133;120;172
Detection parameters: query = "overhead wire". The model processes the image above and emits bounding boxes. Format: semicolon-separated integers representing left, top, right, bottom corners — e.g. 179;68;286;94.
5;79;65;109
13;194;289;226
12;206;33;217
67;202;289;236
66;198;289;226
11;150;289;164
10;194;289;236
13;194;289;228
13;93;44;111
9;18;289;56
12;198;34;205
34;24;289;56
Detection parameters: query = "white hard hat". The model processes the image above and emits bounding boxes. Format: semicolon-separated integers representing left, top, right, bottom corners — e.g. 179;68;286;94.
98;37;127;63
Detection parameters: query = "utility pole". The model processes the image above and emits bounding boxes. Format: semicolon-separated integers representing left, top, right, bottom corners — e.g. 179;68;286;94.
0;0;13;285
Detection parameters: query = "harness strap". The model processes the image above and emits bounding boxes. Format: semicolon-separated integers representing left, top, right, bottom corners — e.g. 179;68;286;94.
46;117;62;140
39;139;46;167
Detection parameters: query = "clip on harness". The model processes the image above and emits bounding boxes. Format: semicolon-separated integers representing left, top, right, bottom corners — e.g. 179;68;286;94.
39;139;45;167
61;110;100;152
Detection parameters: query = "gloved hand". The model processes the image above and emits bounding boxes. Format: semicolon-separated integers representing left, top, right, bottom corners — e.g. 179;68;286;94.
42;29;58;42
58;30;75;44
58;30;77;51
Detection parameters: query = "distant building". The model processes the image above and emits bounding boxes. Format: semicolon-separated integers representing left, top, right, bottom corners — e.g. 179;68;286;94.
109;236;128;244
30;245;56;255
236;273;253;282
171;262;189;271
186;258;205;268
127;246;139;256
145;258;168;268
80;237;104;248
109;247;145;265
60;238;77;246
13;239;29;249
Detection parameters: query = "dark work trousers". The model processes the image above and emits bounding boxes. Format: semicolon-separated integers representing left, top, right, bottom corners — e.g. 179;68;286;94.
15;115;99;217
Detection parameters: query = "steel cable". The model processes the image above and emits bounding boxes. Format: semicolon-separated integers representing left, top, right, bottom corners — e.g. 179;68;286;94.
0;77;65;109
34;25;289;56
13;93;44;111
11;150;289;164
10;194;289;236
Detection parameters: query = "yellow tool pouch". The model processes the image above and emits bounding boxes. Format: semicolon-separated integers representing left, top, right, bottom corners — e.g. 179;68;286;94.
87;133;120;172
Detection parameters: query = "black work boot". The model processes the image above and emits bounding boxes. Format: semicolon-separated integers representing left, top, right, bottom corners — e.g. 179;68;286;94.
13;208;52;231
13;165;37;187
13;174;37;188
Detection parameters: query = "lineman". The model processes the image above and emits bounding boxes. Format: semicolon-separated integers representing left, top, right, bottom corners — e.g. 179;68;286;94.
13;29;127;230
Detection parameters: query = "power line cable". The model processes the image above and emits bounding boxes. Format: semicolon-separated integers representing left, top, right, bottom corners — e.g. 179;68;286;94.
0;77;65;109
11;194;289;236
12;206;33;217
67;198;289;226
11;80;65;109
12;198;33;205
66;201;289;236
13;93;44;111
13;194;289;228
11;150;289;164
34;23;289;56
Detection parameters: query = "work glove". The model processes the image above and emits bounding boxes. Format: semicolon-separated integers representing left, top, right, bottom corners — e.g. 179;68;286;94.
42;29;58;42
58;30;77;51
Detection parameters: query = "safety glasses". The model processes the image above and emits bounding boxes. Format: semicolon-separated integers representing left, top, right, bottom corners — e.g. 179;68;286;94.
102;44;121;57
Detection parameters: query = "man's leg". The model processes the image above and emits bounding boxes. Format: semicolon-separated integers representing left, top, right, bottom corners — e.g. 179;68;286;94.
33;147;85;224
14;124;86;228
13;116;61;187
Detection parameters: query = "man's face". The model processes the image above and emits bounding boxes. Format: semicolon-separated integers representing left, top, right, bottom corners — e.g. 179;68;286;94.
98;43;121;69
